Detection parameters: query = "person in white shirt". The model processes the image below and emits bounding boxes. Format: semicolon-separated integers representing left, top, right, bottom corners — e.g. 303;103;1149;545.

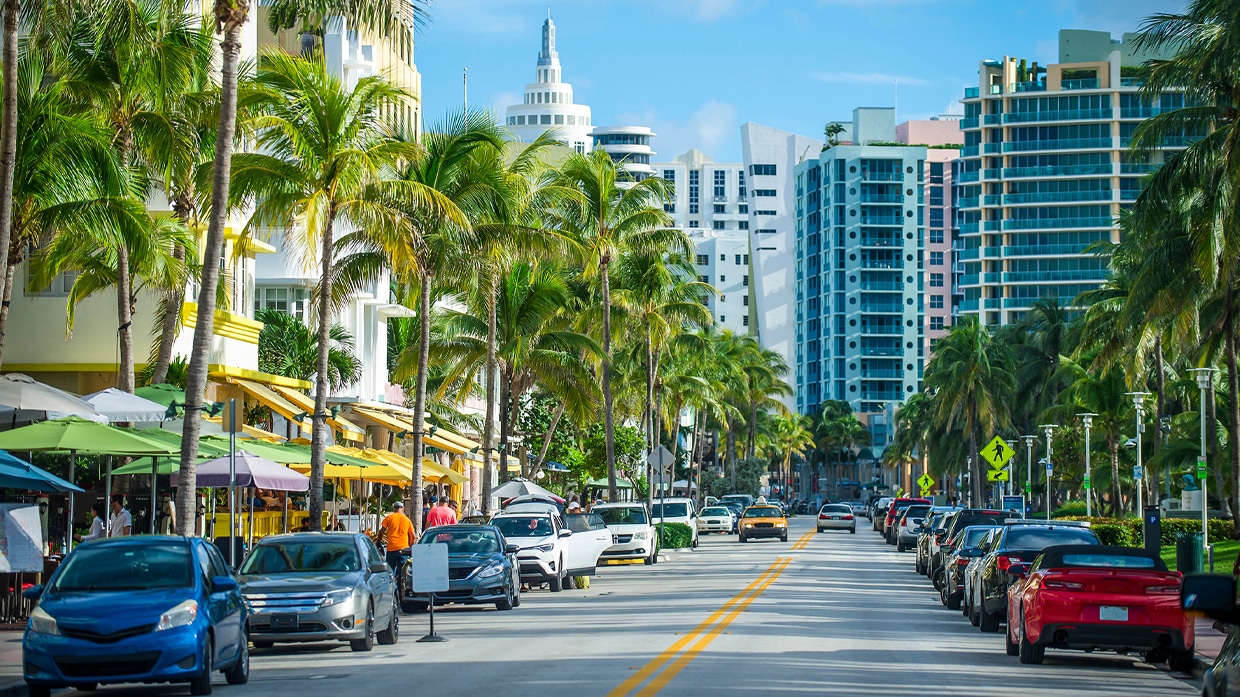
73;502;106;542
108;495;132;536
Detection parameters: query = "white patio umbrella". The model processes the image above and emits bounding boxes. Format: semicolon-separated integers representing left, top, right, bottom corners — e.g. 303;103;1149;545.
77;388;168;424
0;374;101;425
492;477;564;502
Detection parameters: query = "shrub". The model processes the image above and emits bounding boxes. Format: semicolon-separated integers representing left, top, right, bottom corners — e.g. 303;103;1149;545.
658;522;694;549
1089;523;1138;547
1052;516;1234;548
1050;501;1088;518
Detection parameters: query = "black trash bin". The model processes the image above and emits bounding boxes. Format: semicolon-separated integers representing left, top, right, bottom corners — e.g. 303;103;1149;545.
1175;531;1203;574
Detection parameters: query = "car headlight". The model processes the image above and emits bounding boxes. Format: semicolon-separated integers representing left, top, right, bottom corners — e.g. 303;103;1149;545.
534;543;555;553
320;589;353;608
775;521;787;527
28;606;59;636
743;523;754;528
155;600;198;632
634;531;647;540
477;563;505;579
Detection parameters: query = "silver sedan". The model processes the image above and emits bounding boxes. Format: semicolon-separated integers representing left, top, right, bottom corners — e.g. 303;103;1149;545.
816;504;856;533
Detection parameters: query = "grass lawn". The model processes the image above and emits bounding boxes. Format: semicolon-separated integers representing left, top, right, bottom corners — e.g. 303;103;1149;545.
1160;539;1240;574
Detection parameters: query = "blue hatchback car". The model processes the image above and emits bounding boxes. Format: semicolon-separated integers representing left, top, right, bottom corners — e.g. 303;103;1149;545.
22;536;249;697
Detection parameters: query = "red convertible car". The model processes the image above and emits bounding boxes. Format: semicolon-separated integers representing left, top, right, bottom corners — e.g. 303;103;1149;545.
1004;544;1193;670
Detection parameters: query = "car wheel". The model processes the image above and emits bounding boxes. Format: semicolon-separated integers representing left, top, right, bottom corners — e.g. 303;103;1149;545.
512;580;522;607
932;569;945;592
377;602;399;644
349;604;375;652
739;534;747;543
189;639;213;696
850;526;855;534
253;641;274;650
1005;625;1020;657
969;603;980;627
26;686;51;697
691;536;699;549
549;570;563;592
817;527;824;533
77;684;98;692
1169;648;1195;673
915;557;924;575
1017;610;1044;665
897;540;907;552
225;634;250;685
979;605;1001;633
780;533;788;542
495;586;514;611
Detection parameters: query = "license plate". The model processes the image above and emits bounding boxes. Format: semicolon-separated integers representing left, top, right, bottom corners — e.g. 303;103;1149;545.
1099;606;1128;622
270;614;299;629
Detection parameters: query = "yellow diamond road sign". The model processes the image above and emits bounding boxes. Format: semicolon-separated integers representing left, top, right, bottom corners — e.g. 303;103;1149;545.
987;469;1010;482
917;473;935;490
981;436;1015;470
919;488;932;497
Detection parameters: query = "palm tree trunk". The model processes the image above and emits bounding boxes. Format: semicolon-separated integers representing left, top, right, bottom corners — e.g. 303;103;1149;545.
600;258;617;501
0;0;20;366
151;242;187;385
410;269;431;536
176;18;245;537
969;430;981;507
115;243;136;393
498;370;511;484
0;258;16;359
480;274;498;514
1110;440;1121;518
1153;336;1166;498
1225;300;1240;537
1208;377;1228;516
308;209;338;532
532;401;565;473
726;427;737;489
644;338;654;452
747;403;757;460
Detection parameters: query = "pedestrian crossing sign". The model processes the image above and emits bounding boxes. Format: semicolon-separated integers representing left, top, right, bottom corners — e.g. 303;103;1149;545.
919;488;932;497
981;436;1015;470
916;473;935;490
986;469;1009;482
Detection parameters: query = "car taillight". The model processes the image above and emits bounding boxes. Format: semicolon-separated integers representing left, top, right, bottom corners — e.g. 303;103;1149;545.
842;514;853;520
956;558;970;567
819;513;829;519
1044;580;1084;590
1146;583;1181;594
996;556;1022;572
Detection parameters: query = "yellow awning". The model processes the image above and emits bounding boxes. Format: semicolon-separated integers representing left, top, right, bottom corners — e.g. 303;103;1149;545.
268;385;365;443
229;379;313;433
202;415;285;440
346;404;479;454
461;450;521;473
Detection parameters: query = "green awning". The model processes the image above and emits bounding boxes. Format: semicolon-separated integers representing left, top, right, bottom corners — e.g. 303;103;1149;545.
585;477;634;489
0;416;177;455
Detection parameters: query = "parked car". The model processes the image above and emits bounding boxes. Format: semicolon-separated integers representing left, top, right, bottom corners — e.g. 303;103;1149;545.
490;510;611;591
402;525;521;612
720;494;755;511
816;503;856;533
738;504;789;542
23;536;249;697
593;503;659;564
1183;574;1240;691
651;498;700;548
940;525;1000;610
974;522;1101;633
697;506;738;535
795;499;811;515
1005;545;1193;670
915;508;958;575
846;501;868;518
894;504;932;551
883;498;932;542
963;528;1003;626
718;500;745;525
929;508;1022;588
870;497;894;531
238;532;398;651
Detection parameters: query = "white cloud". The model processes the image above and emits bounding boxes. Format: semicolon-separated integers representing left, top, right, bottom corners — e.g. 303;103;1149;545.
616;100;740;161
809;71;929;86
685;0;741;21
489;90;521;116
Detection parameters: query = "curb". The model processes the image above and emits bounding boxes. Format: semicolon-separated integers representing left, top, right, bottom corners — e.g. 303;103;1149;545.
0;684;25;697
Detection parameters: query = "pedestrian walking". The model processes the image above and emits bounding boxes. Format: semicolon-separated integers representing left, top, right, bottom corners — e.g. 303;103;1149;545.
379;501;416;570
108;495;132;536
426;497;455;527
446;499;459;524
74;503;106;542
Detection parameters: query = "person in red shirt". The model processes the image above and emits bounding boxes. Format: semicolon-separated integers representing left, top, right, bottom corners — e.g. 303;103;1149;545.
425;498;457;528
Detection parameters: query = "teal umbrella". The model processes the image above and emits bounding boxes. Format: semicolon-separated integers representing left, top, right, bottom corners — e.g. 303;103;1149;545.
0;449;83;493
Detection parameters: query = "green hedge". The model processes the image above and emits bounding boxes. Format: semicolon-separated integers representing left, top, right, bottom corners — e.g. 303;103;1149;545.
1050;501;1088;518
1055;516;1233;547
658;522;695;549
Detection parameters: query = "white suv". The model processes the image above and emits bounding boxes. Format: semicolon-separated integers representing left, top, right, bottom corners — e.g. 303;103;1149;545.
592;502;658;565
490;511;610;591
651;497;699;548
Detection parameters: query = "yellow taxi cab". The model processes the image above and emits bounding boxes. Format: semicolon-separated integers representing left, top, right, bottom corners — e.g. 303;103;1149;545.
738;504;788;543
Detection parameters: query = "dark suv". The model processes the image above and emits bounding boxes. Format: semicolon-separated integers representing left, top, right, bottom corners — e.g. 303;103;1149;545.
974;522;1101;633
928;508;1022;589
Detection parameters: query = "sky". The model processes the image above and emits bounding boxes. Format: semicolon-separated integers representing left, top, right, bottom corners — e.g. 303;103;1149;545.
412;0;1177;162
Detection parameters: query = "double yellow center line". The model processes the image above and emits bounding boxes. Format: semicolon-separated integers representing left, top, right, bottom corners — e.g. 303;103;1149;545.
608;529;813;696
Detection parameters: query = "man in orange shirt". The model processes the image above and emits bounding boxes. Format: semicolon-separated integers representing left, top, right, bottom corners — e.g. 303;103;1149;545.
381;501;416;570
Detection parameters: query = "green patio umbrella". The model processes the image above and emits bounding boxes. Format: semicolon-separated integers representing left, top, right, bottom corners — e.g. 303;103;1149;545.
235;440;312;464
133;383;187;408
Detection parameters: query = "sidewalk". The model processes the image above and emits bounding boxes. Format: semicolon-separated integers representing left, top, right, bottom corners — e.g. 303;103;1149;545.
0;630;24;696
1195;617;1230;673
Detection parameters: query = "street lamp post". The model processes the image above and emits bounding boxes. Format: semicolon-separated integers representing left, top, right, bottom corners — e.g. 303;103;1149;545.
1039;424;1059;520
1005;439;1017;500
1189;368;1217;571
1022;435;1036;500
1127;392;1151;517
1079;413;1097;517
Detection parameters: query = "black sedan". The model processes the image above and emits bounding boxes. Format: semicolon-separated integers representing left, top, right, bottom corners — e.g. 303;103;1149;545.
974;522;1100;633
402;525;521;613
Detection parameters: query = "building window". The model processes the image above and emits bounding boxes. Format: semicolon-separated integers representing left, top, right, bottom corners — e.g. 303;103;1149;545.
750;164;777;176
689;170;700;214
714;204;725;214
663;169;676;182
739;221;749;230
540;115;551;125
689;220;700;228
567;115;576;125
720;254;726;261
929;229;944;244
743;295;749;306
929;294;944;309
735;254;742;265
738;171;747;199
720;315;726;323
696;254;708;265
743;315;749;326
554;114;564;124
743;254;749;264
755;209;776;216
930;317;945;331
739;204;748;213
698;275;708;283
713;221;725;230
754;189;777;197
664;204;676;213
720;275;726;283
714;170;726;198
756;228;776;234
743;275;749;287
930;273;944;287
930;251;944;265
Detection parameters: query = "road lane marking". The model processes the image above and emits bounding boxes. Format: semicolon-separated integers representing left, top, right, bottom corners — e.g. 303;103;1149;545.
789;529;815;550
607;556;793;697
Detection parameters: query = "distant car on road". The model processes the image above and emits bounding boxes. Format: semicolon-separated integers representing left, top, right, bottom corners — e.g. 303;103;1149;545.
239;532;399;651
593;503;658;564
739;505;788;542
720;494;755;511
697;506;737;535
1005;545;1193;670
870;498;893;531
23;536;249;697
403;525;522;612
816;503;856;533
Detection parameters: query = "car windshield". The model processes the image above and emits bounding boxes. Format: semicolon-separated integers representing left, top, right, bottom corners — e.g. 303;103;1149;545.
744;507;782;518
1060;553;1156;569
241;540;360;574
597;507;648;525
492;516;554;538
1005;528;1099;549
53;543;193;591
962;527;996;547
821;505;851;513
651;503;689;518
420;529;500;554
701;508;730;517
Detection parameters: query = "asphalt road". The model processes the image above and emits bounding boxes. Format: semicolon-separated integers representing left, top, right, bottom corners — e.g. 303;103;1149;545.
78;516;1202;697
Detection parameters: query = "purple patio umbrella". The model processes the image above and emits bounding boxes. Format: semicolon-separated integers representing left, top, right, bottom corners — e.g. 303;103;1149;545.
172;451;309;491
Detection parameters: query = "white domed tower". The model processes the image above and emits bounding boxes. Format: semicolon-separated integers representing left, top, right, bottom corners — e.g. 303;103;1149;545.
504;14;593;153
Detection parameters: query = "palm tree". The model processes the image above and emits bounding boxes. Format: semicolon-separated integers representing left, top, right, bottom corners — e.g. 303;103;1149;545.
771;413;815;501
1046;356;1133;516
228;52;417;530
257;308;361;391
923;317;1014;505
549;149;688;501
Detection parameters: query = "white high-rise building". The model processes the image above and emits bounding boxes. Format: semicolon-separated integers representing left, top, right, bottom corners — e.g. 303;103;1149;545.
504;15;593;153
689;229;752;335
593;126;657;182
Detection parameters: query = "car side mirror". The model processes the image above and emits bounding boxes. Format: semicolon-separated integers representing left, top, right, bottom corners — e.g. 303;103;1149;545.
210;576;238;593
1008;563;1029;578
22;584;43;601
368;561;390;574
558;529;572;538
505;543;520;554
961;548;982;558
934;528;946;536
1182;574;1239;620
